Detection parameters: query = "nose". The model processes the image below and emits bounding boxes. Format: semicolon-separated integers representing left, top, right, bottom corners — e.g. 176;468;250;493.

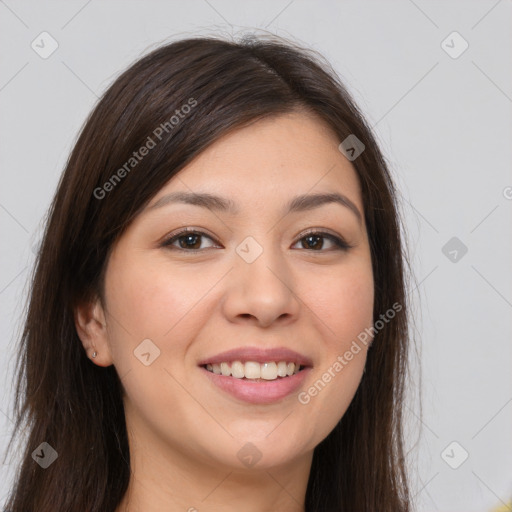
221;240;300;328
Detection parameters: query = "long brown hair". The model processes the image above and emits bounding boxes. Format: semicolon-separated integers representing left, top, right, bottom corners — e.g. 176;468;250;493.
5;34;411;511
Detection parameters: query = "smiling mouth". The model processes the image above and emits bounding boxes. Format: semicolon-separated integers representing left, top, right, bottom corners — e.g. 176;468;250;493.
201;361;306;381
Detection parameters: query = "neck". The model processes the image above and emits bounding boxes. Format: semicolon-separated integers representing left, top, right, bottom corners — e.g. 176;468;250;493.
115;411;312;512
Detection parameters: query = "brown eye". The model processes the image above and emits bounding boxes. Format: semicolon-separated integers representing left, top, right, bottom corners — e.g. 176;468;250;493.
162;229;219;251
161;228;352;253
294;231;352;251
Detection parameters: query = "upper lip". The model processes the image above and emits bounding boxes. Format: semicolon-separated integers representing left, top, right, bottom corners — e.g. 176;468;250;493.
198;346;313;367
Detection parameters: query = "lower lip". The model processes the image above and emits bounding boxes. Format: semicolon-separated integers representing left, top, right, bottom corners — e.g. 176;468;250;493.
200;366;311;404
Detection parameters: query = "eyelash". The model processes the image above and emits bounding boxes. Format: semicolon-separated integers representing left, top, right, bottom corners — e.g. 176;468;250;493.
161;227;353;253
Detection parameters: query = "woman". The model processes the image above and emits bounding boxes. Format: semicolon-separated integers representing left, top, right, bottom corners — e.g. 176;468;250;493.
5;34;411;511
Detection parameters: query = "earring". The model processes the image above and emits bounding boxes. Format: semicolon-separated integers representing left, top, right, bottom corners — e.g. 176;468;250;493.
92;351;98;359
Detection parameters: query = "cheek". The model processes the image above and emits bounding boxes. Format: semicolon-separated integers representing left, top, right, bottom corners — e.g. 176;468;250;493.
307;260;374;344
104;253;206;343
310;266;373;389
295;260;373;439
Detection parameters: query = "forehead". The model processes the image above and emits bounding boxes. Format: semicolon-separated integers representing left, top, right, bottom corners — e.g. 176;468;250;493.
152;112;363;213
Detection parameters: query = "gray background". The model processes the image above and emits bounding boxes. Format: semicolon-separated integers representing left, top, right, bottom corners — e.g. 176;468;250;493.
1;1;511;510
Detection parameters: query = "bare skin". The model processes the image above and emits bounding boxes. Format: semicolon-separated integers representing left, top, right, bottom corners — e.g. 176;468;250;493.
75;111;374;512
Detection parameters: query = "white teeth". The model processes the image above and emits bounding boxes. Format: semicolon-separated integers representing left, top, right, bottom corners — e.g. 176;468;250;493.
220;362;231;377
277;361;288;377
231;361;245;379
204;360;303;380
261;362;277;380
244;361;261;379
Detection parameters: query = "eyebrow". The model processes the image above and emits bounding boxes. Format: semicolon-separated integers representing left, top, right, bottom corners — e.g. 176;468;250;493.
147;191;362;223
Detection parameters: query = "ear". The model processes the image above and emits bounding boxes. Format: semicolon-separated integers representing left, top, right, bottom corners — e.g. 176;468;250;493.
74;297;113;367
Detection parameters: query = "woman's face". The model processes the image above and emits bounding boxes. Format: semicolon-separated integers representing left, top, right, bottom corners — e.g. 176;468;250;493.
84;111;374;472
